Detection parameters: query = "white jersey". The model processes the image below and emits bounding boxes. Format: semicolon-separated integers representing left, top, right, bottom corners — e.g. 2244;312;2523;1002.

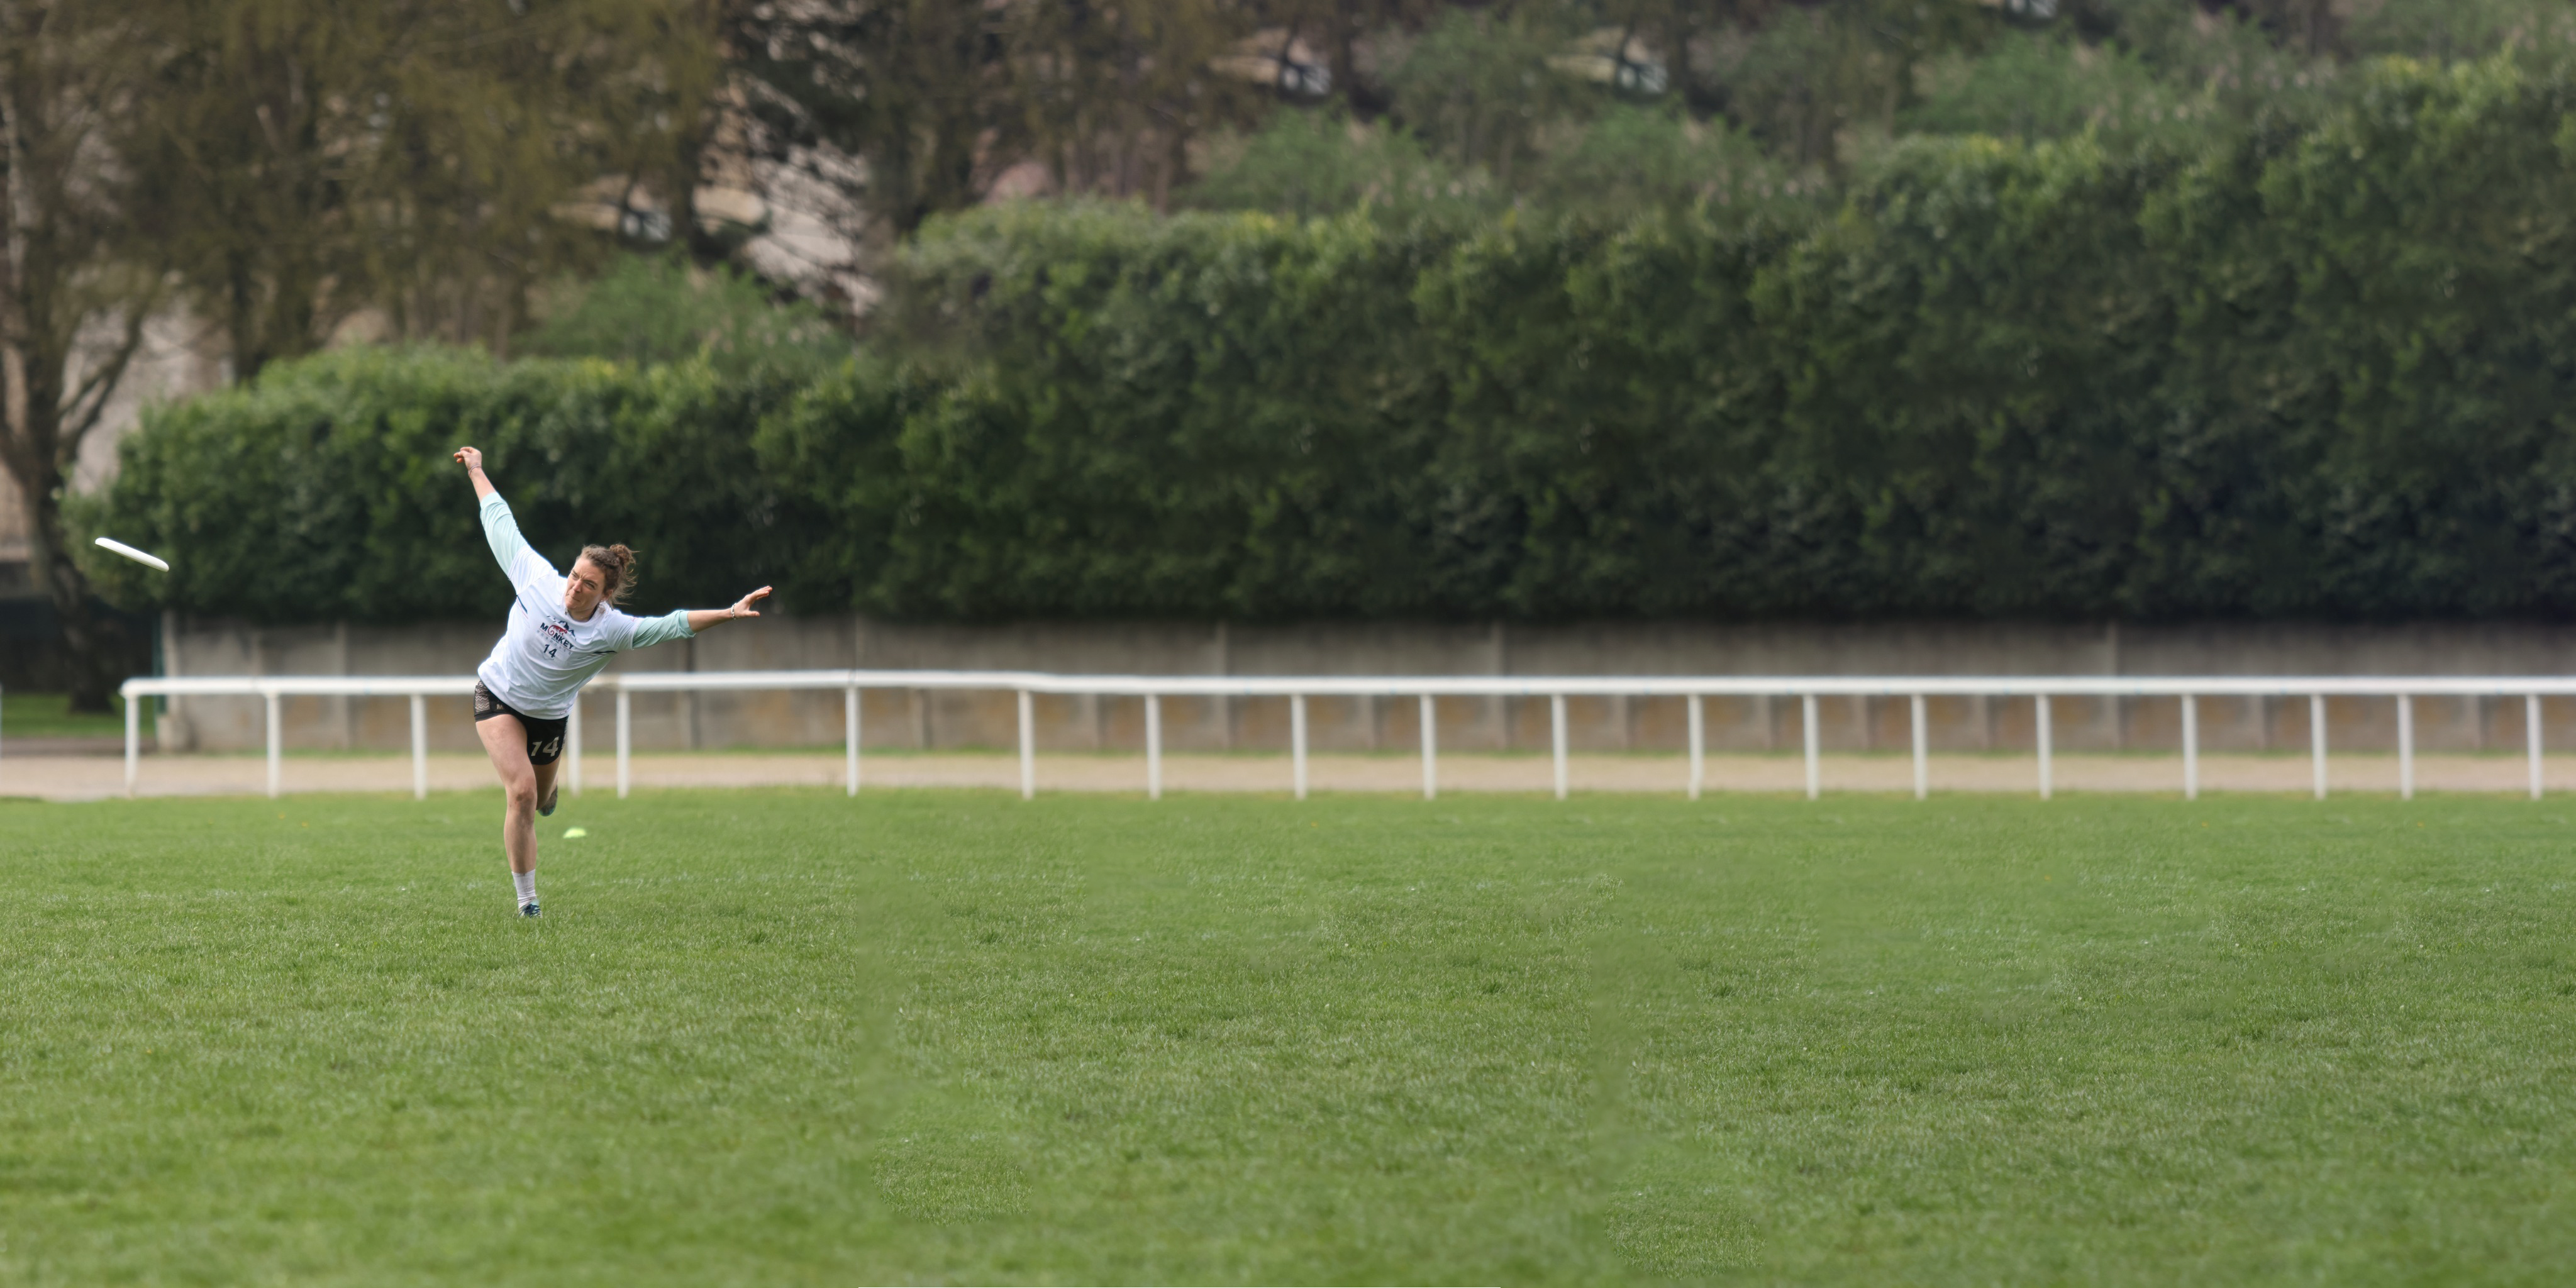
474;492;692;719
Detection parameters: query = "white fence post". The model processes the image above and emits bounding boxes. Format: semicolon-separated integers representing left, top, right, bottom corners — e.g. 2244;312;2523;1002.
2530;694;2545;801
566;694;582;798
1910;694;1929;800
2398;694;2414;801
1146;694;1162;801
125;690;139;797
2182;694;2197;802
410;694;428;801
1017;689;1035;801
1550;694;1568;801
1687;694;1704;800
2311;694;2328;801
1421;694;1438;801
264;691;281;799
616;687;632;799
2036;694;2053;801
1802;694;1821;800
845;685;860;796
1291;694;1308;801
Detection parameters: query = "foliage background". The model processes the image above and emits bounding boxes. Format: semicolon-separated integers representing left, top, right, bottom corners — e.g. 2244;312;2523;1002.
82;57;2576;626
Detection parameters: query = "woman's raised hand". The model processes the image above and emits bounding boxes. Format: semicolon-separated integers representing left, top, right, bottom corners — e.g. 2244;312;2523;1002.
730;586;773;619
453;446;483;470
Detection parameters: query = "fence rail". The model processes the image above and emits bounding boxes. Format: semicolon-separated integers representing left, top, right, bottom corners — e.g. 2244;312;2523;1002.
93;671;2576;802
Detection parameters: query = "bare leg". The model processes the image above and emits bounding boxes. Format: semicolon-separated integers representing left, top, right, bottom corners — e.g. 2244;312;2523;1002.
477;715;540;875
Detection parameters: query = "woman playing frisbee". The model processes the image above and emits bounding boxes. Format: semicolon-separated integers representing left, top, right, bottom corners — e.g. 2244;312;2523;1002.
454;446;770;916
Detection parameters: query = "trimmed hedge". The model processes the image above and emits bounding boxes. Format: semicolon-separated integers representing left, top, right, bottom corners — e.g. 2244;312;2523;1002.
77;349;813;621
84;57;2576;625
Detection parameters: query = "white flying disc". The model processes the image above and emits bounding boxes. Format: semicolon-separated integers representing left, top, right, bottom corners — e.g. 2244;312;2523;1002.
93;536;169;572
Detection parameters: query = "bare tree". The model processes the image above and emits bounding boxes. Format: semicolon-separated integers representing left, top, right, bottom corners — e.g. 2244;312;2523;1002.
1;1;162;711
724;0;1268;254
1010;0;1263;209
130;0;722;377
725;0;1030;247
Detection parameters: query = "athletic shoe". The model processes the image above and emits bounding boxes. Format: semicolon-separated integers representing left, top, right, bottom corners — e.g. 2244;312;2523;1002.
520;900;541;918
538;787;559;817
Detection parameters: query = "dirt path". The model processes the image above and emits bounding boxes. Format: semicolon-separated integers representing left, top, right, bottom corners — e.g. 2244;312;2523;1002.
6;748;2573;801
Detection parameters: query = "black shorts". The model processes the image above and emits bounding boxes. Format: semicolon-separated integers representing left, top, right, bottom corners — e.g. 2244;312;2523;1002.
473;682;568;766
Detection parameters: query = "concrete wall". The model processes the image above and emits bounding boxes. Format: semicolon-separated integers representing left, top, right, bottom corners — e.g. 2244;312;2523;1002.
152;614;2576;756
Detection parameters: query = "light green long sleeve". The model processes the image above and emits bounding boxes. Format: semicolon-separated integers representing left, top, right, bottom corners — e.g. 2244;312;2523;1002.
628;609;696;648
480;492;550;582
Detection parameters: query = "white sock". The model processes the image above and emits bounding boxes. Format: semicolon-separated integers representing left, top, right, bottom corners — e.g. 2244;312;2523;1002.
514;870;536;904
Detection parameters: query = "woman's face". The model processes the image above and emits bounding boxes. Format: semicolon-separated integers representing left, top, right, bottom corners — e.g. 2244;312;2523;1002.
563;556;609;620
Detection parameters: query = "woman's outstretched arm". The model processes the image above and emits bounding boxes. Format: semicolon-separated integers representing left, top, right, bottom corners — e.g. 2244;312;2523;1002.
626;587;773;649
453;446;547;581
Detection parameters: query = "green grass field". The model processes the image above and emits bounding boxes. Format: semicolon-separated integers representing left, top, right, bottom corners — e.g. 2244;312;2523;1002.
3;790;2571;1284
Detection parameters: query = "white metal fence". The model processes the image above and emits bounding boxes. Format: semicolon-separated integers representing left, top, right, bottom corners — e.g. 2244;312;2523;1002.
84;671;2576;801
